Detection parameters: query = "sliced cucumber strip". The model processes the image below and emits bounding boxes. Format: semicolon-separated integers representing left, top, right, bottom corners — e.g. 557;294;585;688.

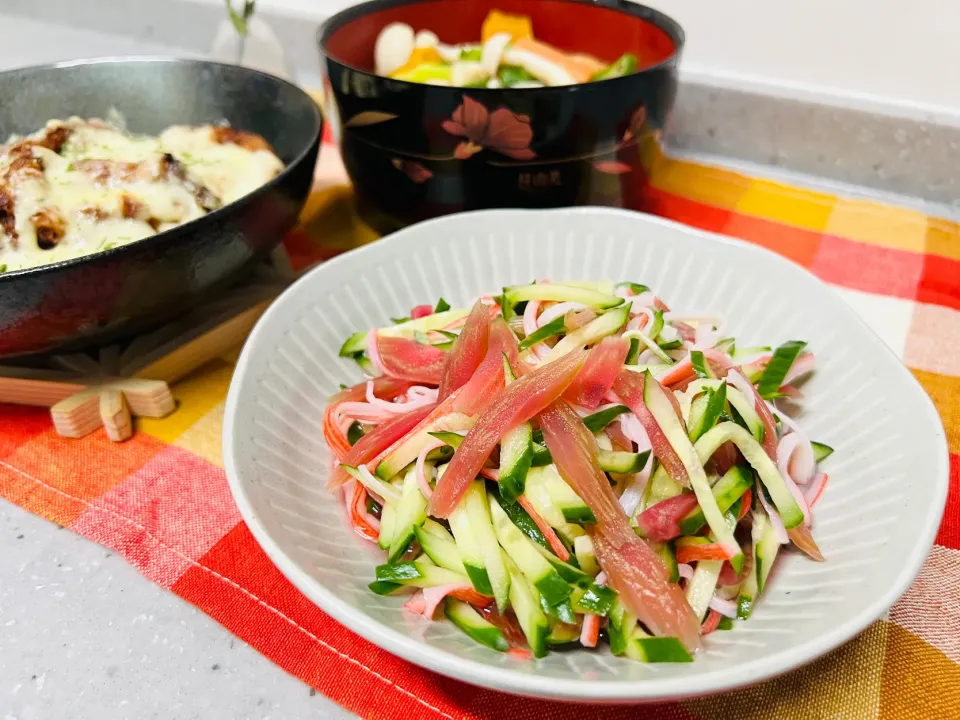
463;481;511;612
428;430;465;450
757;340;807;398
445;599;508;653
546;622;581;646
449;498;493;596
341;464;402;505
530;441;553;467
608;601;637;657
504;556;549;658
538;464;597;524
503;283;622;309
573;535;600;575
338;309;470;356
690;350;712;379
544;305;630;362
489;498;571;606
597;449;650;475
688;381;727;443
626;630;694;663
376;413;473;479
517;316;564;351
490;487;550;551
650;541;679;583
753;508;781;594
540;595;577;624
685;559;722;621
414;525;466;574
694;422;804;528
812;441;834;463
498;358;533;503
378;503;396;551
375;560;467;588
536;546;593;587
572;583;617;616
622;323;672;365
643;370;742;564
582;405;630;432
641;464;684;512
387;467;428;563
677;464;753;536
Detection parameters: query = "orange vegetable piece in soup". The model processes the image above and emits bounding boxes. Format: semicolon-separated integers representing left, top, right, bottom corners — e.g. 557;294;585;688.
389;46;444;77
481;9;534;43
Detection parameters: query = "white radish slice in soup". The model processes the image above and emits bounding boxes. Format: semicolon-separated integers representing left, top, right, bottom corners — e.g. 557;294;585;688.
481;32;512;75
414;30;439;49
451;61;489;87
375;22;415;76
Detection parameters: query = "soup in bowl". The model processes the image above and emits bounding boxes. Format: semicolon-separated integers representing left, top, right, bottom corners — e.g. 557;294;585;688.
318;0;683;232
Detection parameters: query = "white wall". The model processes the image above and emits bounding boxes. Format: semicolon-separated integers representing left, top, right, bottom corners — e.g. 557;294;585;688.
214;0;960;122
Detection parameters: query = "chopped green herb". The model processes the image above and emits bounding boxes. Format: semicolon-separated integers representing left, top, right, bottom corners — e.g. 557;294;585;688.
434;297;451;313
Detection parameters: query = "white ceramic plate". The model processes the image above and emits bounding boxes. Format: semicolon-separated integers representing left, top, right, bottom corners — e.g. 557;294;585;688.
223;208;949;702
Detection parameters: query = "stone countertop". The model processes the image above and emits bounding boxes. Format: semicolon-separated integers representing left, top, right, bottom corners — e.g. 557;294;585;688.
0;15;351;720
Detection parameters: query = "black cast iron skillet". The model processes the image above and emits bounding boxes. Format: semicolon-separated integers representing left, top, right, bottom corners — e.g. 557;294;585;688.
0;57;322;358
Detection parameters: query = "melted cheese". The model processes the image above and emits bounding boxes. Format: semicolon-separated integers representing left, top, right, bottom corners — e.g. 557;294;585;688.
0;117;283;272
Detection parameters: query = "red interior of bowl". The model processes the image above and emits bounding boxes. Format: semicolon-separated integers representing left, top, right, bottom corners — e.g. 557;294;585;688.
324;0;677;72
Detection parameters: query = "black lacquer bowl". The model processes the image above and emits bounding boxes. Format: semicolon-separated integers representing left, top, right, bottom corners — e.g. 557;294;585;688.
0;58;322;357
317;0;682;233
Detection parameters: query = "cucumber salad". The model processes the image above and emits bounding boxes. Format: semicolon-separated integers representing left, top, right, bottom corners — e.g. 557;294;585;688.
323;281;832;661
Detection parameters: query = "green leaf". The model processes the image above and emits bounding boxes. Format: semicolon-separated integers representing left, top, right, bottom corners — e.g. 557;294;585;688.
225;0;255;35
434;297;451;313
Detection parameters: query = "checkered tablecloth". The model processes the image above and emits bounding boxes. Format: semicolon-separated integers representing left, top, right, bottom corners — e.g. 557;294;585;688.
2;127;958;719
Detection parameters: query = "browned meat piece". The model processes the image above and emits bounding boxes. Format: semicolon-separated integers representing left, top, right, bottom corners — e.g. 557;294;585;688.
0;187;17;246
35;125;72;153
210;126;274;153
159;153;221;212
146;217;162;231
31;207;67;249
120;193;144;220
76;159;144;185
79;206;109;222
5;143;44;180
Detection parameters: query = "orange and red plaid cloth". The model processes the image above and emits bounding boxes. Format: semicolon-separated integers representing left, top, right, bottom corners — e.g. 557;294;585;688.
2;126;959;719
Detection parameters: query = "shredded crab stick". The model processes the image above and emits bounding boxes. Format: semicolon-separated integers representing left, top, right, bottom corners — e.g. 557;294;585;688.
428;348;588;517
322;281;833;661
539;402;701;650
327;403;437;489
325;377;414;459
439;300;490;400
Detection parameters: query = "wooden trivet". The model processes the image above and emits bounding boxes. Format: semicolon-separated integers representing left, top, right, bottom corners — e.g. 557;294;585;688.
0;251;293;442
